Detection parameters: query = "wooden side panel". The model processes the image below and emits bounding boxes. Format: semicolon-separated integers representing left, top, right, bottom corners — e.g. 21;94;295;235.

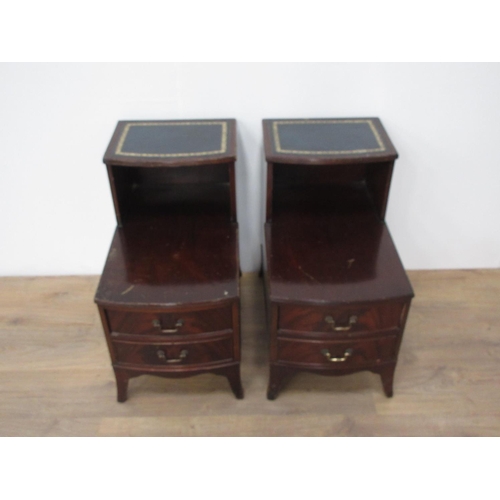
366;161;395;220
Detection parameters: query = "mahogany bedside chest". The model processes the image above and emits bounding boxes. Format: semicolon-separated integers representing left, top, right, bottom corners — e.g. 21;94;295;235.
262;118;414;400
95;119;243;401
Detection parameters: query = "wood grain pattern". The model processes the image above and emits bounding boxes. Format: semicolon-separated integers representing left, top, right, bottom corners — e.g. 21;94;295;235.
112;335;233;367
107;306;233;336
95;214;239;307
276;335;397;367
1;271;500;436
264;215;413;305
278;302;404;334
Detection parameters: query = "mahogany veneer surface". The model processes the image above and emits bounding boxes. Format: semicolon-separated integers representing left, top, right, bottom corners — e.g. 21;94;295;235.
265;214;412;305
95;214;238;308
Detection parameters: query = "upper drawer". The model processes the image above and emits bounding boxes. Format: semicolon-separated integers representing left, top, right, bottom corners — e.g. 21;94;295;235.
279;302;405;335
107;306;232;337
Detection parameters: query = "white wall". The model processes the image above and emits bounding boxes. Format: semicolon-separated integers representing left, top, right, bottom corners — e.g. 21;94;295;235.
1;63;499;275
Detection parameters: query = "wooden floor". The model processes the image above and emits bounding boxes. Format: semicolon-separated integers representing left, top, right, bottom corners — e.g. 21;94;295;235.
0;270;499;436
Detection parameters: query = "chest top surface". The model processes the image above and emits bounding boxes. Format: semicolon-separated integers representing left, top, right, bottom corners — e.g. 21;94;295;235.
104;119;237;167
263;118;397;165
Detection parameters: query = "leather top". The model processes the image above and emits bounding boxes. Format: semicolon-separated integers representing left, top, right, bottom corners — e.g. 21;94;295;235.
104;119;236;167
276;120;383;153
119;123;225;156
263;118;398;164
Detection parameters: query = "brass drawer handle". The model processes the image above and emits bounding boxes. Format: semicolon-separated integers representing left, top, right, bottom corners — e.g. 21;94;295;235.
152;318;184;334
325;315;357;331
321;348;353;362
156;349;188;364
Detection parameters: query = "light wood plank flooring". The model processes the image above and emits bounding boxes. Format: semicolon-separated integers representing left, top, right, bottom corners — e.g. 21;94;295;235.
0;270;499;436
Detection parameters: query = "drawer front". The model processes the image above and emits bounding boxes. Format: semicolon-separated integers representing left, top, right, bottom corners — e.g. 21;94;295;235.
113;337;233;367
277;336;398;368
107;307;232;336
279;302;404;335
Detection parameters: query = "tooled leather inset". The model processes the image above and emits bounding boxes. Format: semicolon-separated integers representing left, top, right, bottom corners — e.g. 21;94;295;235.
272;119;386;155
116;121;228;157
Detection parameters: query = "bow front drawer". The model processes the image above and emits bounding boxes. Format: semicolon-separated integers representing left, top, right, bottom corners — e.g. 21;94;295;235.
112;336;234;368
277;335;398;368
107;306;233;337
278;302;405;335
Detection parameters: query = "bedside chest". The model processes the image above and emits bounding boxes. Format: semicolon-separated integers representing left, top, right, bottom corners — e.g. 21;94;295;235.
95;120;243;401
262;118;414;400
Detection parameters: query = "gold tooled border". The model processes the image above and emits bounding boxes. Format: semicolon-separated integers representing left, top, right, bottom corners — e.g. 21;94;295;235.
272;119;385;155
115;121;228;157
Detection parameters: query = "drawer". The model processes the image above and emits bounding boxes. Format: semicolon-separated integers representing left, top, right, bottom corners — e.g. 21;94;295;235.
278;302;404;335
107;306;232;337
113;336;233;367
277;335;398;368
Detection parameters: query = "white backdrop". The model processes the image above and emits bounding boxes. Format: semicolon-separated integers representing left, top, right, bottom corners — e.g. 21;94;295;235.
1;63;499;275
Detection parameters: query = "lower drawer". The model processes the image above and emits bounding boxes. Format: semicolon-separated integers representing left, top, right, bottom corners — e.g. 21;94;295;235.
277;335;398;368
113;336;233;367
